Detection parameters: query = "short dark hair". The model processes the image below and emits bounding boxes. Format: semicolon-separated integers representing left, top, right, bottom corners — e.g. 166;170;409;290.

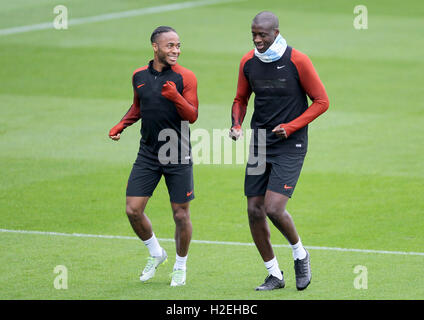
252;11;279;30
150;26;177;43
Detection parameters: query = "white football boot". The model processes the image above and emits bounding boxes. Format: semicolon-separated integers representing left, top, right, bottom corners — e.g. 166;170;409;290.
170;269;186;287
139;248;167;282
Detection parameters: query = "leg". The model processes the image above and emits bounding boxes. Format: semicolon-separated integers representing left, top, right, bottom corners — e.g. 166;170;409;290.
127;195;168;282
126;158;167;282
247;196;275;262
126;196;153;241
264;190;300;245
169;201;192;287
163;163;194;257
125;158;162;241
245;166;285;290
171;201;192;257
264;191;310;290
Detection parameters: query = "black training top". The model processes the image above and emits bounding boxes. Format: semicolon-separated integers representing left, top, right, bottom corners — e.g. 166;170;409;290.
231;46;329;156
114;60;198;164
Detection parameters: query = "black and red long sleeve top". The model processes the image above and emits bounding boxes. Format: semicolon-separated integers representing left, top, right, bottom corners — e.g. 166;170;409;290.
114;60;198;163
231;46;329;155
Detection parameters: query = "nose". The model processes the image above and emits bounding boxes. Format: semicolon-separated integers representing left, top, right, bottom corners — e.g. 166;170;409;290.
253;35;262;43
172;46;180;54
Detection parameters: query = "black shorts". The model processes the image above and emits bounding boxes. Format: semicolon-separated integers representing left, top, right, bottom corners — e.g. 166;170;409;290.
244;152;306;198
126;154;194;204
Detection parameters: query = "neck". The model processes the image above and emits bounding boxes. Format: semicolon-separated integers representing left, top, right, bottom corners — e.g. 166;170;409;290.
152;57;168;73
254;33;287;63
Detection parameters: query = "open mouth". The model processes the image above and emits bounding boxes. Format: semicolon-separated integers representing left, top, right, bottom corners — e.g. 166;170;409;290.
255;43;265;52
168;56;178;63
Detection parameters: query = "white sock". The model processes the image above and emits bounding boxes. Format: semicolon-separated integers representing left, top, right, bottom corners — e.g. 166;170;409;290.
143;233;162;257
291;238;307;260
174;253;187;271
264;257;283;280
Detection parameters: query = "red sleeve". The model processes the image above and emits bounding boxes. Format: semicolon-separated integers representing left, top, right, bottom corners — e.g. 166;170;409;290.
119;90;141;128
231;50;254;128
171;65;199;124
108;90;140;136
109;68;146;136
281;48;329;136
118;67;146;128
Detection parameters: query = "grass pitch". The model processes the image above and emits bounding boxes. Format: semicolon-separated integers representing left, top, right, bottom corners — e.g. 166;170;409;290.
0;0;423;300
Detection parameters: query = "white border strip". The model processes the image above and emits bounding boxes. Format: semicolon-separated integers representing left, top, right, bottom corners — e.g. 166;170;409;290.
0;0;240;36
1;228;423;256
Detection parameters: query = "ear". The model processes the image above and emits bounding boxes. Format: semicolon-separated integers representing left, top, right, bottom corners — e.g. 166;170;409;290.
152;42;158;53
274;28;280;37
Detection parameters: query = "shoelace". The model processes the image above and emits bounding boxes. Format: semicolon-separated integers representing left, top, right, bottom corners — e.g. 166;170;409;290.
170;269;185;283
295;259;309;275
143;257;156;273
258;275;281;289
267;275;281;282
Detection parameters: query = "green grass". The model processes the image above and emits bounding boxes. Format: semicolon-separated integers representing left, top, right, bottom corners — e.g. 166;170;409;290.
1;232;423;300
1;0;423;300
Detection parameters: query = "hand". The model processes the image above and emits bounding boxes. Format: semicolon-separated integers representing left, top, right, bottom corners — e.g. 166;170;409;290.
272;124;288;139
161;81;179;101
229;126;243;141
109;133;121;141
109;123;124;141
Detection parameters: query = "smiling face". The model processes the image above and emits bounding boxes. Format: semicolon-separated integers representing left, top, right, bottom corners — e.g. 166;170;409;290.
152;31;181;68
251;21;279;53
251;11;279;53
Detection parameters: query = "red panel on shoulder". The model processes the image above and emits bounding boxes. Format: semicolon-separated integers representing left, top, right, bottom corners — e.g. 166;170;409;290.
231;50;254;128
132;65;148;76
279;48;329;136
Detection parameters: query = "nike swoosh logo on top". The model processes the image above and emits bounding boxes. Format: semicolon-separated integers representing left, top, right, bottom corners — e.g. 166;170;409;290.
283;184;293;190
186;191;193;197
277;65;286;69
137;83;145;88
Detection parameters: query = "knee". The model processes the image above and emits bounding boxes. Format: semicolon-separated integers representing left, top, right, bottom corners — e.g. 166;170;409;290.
264;203;284;222
247;204;265;224
173;207;190;225
126;203;141;219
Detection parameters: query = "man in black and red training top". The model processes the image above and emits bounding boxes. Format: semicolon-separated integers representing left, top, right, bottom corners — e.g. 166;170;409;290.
229;12;329;291
109;26;198;287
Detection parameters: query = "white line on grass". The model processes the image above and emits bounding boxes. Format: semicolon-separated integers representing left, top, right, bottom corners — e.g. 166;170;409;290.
1;228;423;256
0;0;241;36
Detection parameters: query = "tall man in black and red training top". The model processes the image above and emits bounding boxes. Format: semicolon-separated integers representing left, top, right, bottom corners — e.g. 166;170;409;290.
109;26;198;287
229;12;329;291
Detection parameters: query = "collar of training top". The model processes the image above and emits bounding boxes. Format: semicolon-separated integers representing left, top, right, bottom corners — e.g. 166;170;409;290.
148;60;172;75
